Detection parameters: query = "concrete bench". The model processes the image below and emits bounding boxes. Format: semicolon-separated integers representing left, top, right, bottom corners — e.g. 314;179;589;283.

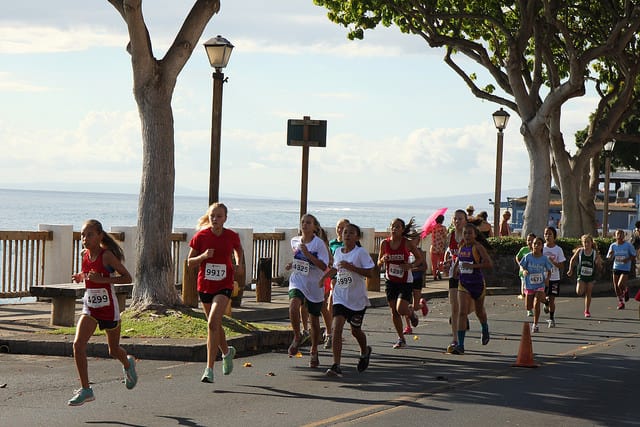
29;283;133;327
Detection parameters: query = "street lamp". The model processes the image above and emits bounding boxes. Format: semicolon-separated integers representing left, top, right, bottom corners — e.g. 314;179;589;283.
492;108;510;237
602;139;616;236
203;35;234;205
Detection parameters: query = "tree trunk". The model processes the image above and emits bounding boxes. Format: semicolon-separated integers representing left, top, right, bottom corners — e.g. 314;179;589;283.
521;127;551;237
131;91;181;311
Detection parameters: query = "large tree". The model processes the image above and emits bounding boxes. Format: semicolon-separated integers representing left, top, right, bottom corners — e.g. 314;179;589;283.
107;0;220;311
314;0;640;237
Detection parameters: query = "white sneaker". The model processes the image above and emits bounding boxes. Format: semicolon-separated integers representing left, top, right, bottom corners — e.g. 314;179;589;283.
547;319;556;328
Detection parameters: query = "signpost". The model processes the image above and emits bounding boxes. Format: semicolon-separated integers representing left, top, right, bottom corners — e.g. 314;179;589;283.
287;116;327;220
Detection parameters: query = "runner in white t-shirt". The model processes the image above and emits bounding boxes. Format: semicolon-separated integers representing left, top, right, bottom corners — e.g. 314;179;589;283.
542;227;566;328
320;223;375;377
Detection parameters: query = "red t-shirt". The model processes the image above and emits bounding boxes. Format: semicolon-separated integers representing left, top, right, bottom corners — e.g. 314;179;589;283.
382;237;411;284
190;228;242;294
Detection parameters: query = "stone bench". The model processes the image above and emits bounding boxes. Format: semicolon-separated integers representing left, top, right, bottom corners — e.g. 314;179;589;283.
29;283;133;327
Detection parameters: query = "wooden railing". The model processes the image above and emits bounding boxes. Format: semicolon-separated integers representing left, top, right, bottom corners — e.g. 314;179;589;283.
0;231;52;297
72;232;186;285
251;232;285;283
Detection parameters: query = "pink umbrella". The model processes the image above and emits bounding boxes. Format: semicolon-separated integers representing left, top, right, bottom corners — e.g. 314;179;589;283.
420;208;448;239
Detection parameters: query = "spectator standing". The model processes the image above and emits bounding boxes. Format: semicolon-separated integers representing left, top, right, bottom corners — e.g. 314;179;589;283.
429;214;448;281
499;211;512;237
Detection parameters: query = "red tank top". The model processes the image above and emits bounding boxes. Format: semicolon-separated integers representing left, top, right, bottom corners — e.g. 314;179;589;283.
383;237;411;283
82;249;119;321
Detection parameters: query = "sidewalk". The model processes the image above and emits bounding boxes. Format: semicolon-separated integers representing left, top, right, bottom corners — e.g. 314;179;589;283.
0;279;512;362
3;276;631;361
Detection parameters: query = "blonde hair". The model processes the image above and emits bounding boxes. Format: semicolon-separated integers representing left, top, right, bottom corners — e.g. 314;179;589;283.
197;203;228;229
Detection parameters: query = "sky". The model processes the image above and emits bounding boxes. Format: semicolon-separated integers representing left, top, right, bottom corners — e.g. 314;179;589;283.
0;1;599;203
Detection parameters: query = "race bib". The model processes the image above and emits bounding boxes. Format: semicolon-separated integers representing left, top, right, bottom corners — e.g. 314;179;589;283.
205;263;227;281
580;266;593;276
388;264;404;278
615;255;626;264
85;288;110;308
335;270;354;288
529;273;544;284
459;263;473;274
292;259;310;276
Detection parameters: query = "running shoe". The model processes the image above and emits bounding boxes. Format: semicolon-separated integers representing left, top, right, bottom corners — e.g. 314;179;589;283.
67;387;95;406
309;353;320;368
531;324;539;333
222;346;236;375
450;345;465;355
547;319;556;328
446;342;458;354
393;338;407;349
325;363;343;377
403;325;412;334
124;355;138;389
526;310;533;317
409;311;419;327
419;298;429;317
357;346;372;373
323;334;333;350
201;367;214;383
481;328;490;345
288;337;301;357
543;299;550;314
624;288;630;302
617;302;625;310
584;311;591;318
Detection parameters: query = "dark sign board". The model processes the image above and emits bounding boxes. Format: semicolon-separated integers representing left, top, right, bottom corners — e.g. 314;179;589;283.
287;119;327;147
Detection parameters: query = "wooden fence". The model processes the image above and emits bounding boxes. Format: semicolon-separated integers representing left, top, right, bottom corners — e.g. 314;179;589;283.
1;229;287;298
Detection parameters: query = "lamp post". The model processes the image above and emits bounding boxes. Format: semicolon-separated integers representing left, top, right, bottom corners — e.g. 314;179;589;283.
602;139;616;237
203;35;234;205
492;108;510;237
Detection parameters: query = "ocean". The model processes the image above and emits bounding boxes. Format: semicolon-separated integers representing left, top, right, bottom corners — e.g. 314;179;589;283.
0;188;498;233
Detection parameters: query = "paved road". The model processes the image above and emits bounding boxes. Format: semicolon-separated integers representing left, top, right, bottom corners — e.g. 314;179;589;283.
1;293;639;426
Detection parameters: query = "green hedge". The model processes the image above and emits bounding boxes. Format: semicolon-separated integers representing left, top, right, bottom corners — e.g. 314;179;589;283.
487;236;615;257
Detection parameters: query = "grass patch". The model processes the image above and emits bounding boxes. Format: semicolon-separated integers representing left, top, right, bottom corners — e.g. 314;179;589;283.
48;309;287;339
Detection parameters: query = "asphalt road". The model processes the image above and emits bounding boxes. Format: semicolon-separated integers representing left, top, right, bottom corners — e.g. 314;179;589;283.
1;293;639;427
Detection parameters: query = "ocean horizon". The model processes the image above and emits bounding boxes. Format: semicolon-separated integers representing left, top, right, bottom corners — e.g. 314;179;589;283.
0;187;526;233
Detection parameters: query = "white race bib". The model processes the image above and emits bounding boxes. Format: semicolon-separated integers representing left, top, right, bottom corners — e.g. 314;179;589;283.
335;270;354;288
580;266;593;276
292;259;310;276
85;288;110;308
388;264;404;278
615;255;626;264
459;263;473;274
529;273;544;284
205;263;227;281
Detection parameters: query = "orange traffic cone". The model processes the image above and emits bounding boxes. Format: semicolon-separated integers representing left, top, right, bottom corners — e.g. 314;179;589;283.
513;322;539;368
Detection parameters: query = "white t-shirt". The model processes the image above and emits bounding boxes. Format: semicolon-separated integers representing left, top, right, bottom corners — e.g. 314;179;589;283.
543;244;566;281
332;246;374;311
288;235;330;303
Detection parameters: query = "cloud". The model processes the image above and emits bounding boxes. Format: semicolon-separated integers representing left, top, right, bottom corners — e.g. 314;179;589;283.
0;72;49;92
0;25;126;54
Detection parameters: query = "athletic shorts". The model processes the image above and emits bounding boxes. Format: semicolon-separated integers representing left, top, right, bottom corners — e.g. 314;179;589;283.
332;304;366;328
85;315;119;331
613;269;630;276
288;289;323;317
411;274;423;290
545;280;560;297
449;277;459;290
524;286;545;295
385;281;413;303
199;288;232;304
458;281;486;300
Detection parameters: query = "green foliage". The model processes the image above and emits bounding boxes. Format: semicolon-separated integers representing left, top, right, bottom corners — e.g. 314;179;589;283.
487;236;614;258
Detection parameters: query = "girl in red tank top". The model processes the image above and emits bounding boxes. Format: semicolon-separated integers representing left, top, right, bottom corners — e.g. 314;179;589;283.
68;219;136;406
377;218;424;349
